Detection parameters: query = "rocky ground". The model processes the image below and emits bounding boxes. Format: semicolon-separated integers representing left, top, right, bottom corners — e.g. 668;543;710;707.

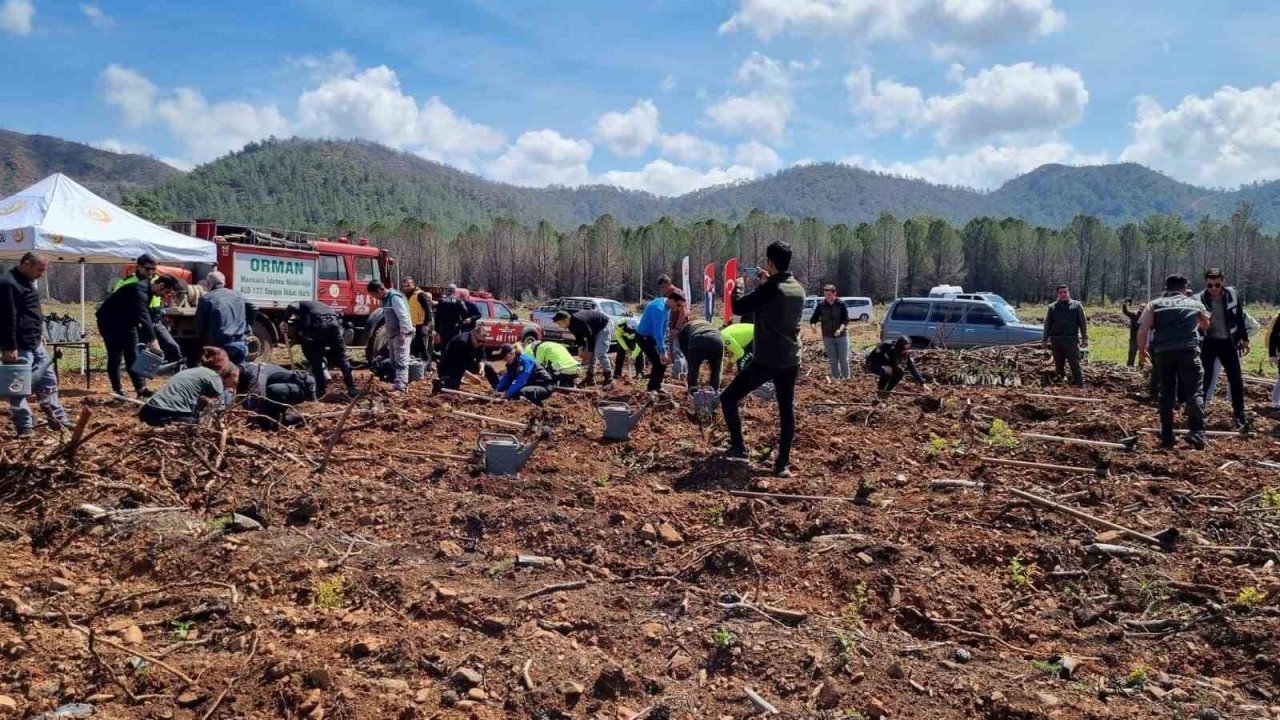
1;342;1279;720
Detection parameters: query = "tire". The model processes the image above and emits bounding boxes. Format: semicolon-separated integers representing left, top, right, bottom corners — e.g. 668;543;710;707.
860;314;870;322
249;319;275;362
365;321;388;366
521;330;538;345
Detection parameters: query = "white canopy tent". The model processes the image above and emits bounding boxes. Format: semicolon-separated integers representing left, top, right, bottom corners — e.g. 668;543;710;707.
0;173;216;369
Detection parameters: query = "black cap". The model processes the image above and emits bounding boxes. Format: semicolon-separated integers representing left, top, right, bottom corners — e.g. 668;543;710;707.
499;343;515;356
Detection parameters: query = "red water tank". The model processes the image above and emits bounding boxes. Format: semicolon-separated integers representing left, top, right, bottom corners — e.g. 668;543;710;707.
195;218;217;241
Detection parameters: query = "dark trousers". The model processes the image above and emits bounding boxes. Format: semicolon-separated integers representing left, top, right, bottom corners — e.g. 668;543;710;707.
154;322;183;364
553;372;577;388
636;335;666;391
410;326;434;368
1157;349;1205;444
613;347;644;379
514;385;553;405
1126;330;1139;367
1201;337;1246;421
301;322;354;397
720;361;799;469
138;404;194;427
876;366;905;393
686;334;724;390
102;329;145;393
1050;339;1083;386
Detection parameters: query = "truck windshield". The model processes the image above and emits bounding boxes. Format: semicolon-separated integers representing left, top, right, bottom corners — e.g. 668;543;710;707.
319;255;345;281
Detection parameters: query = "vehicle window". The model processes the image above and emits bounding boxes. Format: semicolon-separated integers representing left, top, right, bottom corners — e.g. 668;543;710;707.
929;304;965;323
318;254;345;281
354;257;378;283
493;302;513;321
965;305;1002;326
605;302;624;315
890;302;930;322
995;303;1020;323
474;302;491;319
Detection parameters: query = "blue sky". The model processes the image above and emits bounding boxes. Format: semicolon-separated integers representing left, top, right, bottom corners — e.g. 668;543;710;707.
3;0;1280;195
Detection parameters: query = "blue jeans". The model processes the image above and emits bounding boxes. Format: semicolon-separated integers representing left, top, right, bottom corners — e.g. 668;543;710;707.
9;346;69;432
224;342;248;365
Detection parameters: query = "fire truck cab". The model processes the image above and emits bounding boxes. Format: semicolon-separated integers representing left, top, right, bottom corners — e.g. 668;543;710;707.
162;218;393;361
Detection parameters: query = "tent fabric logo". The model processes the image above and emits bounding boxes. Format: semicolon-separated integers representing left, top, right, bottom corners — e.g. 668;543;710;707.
49;233;63;245
12;229;24;244
83;207;113;223
0;200;25;216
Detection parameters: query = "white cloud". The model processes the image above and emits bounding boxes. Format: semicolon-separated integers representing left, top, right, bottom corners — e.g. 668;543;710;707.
845;141;1107;190
848;62;1087;147
80;3;113;28
705;52;794;140
295;64;505;169
658;133;728;167
660;74;676;93
100;64;158;126
100;65;289;163
488;130;593;187
733;140;783;172
1119;82;1280;188
598;160;757;196
91;138;147;155
592;99;660;157
289;50;358;81
0;0;32;35
720;0;1065;45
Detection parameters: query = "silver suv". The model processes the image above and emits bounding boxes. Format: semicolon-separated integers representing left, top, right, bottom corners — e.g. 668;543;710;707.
881;298;1042;349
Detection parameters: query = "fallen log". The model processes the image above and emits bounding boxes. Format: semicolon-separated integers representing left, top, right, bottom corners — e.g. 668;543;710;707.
1084;543;1149;558
1007;488;1170;549
981;456;1108;477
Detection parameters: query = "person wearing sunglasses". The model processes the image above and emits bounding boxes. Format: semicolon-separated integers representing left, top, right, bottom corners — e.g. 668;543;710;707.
1197;268;1250;430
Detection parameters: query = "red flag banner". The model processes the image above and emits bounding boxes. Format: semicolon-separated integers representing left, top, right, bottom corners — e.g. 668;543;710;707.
723;258;739;323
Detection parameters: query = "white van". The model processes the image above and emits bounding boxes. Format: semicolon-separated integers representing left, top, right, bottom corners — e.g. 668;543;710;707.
842;297;873;322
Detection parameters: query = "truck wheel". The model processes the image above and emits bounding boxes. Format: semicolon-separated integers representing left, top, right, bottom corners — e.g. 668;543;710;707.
521;330;538;345
860;314;870;322
250;319;275;362
365;321;388;366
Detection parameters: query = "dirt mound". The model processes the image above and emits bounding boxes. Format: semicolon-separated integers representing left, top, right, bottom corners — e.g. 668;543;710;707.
1;355;1278;719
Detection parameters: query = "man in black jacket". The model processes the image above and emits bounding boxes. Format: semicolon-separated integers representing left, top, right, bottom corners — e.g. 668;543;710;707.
1198;268;1250;429
1042;284;1089;386
0;253;71;436
864;336;927;395
96;254;162;398
434;284;481;344
555;308;614;388
719;241;806;477
433;329;499;392
678;317;725;391
284;300;355;398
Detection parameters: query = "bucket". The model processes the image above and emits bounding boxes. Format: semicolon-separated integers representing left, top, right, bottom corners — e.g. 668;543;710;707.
690;386;719;420
408;360;427;382
130;344;167;379
0;358;32;398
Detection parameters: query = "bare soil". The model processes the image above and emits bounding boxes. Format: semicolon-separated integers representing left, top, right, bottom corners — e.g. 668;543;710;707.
2;345;1279;720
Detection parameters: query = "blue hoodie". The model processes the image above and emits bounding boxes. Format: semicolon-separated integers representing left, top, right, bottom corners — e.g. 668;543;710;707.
636;297;670;349
495;352;537;398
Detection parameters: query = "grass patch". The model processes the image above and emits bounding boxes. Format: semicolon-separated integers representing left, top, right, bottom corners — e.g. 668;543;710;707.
313;576;345;609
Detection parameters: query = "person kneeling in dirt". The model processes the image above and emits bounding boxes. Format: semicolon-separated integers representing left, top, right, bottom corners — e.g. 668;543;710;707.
679;317;725;391
238;361;316;429
495;343;555;405
529;340;582;387
139;347;238;427
864;336;926;397
433;329;500;394
284;300;355;398
612;316;645;382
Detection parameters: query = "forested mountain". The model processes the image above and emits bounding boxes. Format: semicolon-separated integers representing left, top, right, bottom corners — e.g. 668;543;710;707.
131;138;1280;235
0;130;180;202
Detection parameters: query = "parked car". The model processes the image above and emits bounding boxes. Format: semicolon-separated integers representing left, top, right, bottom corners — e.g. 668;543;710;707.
531;296;633;349
881;298;1042;349
841;297;873;322
802;296;822;315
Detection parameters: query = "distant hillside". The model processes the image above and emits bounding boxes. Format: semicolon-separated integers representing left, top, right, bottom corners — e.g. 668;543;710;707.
15;133;1280;233
0;129;181;202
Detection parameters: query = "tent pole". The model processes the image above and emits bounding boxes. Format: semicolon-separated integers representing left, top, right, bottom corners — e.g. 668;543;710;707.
79;261;86;376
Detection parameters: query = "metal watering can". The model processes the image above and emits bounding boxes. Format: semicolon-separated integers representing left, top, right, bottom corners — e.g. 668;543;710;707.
130;344;181;379
690;386;720;421
596;401;649;441
0;358;32;398
476;432;540;476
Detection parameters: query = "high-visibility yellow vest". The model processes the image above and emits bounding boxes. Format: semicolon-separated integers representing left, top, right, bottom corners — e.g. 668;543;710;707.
615;322;641;359
722;323;754;362
111;275;162;309
533;341;582;374
406;288;429;326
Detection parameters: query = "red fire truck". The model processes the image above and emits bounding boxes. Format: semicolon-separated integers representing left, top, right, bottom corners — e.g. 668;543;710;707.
162;218;393;361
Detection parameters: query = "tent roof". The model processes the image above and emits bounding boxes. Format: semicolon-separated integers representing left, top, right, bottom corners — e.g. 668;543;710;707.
0;173;215;264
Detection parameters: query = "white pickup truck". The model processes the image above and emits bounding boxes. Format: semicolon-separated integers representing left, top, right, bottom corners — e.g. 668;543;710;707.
531;297;634;349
